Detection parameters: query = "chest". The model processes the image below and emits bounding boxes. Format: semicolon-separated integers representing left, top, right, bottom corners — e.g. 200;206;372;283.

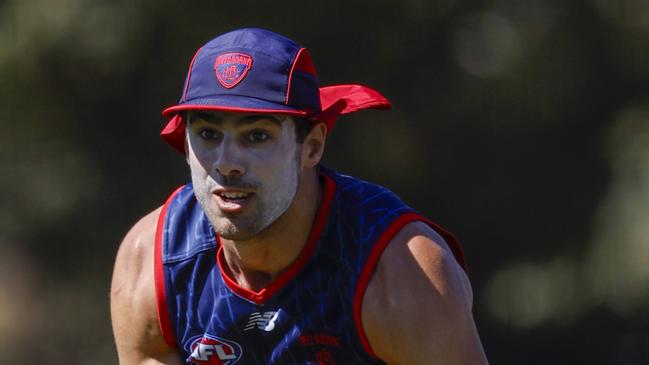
174;257;370;365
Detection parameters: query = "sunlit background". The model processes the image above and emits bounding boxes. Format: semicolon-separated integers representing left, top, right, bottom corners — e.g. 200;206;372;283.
2;0;649;363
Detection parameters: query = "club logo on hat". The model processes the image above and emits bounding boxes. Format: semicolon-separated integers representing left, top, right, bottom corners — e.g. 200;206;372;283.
214;52;253;89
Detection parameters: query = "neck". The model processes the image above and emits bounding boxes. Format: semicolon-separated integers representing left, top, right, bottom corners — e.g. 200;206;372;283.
219;167;322;292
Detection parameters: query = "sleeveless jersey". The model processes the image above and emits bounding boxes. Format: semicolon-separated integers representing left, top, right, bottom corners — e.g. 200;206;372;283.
155;167;466;365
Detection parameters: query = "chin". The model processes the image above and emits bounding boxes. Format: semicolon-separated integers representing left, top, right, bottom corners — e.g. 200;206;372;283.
216;227;250;241
211;217;261;241
206;204;283;241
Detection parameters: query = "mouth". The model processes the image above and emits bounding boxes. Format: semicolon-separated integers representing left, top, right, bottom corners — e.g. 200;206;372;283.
212;189;254;213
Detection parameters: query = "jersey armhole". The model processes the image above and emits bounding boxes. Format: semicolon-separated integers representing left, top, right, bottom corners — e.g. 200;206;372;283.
352;212;467;359
154;186;185;348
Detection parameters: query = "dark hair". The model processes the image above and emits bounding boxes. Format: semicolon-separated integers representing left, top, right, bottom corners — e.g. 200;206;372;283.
293;117;316;144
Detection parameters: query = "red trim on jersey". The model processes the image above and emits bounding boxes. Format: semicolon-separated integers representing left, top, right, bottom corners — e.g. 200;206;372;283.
216;173;336;304
154;186;185;348
352;213;467;359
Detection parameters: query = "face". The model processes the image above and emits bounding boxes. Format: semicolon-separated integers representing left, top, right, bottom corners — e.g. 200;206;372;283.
185;111;302;241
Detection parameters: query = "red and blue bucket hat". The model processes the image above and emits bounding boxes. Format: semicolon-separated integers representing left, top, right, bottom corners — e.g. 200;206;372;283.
160;28;391;153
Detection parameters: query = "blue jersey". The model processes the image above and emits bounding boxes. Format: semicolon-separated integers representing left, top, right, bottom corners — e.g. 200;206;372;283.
154;167;466;365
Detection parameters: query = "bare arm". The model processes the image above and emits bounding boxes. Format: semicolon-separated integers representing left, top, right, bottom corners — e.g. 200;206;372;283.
110;207;183;365
362;221;488;365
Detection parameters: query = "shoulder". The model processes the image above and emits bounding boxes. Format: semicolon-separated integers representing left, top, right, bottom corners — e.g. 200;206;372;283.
112;207;161;287
361;221;488;365
112;207;161;306
328;169;395;201
111;207;180;364
326;169;409;221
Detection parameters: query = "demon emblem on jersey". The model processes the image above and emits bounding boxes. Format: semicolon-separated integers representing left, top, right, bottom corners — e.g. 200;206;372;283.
186;334;242;365
214;52;253;88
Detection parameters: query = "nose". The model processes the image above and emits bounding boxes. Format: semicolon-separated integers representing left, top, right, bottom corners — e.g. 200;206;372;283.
213;136;246;177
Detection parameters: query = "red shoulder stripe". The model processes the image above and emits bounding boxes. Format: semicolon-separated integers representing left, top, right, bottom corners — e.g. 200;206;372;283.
352;213;467;359
154;186;185;348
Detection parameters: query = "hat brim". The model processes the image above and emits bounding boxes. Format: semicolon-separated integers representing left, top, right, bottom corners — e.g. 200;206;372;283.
160;84;392;154
160;95;319;154
161;95;314;118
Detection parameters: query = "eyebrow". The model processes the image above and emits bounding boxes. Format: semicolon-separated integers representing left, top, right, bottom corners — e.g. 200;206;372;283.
239;115;285;126
190;112;285;127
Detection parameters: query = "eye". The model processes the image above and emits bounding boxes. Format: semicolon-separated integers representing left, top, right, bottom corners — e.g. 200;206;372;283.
197;128;221;141
247;130;270;143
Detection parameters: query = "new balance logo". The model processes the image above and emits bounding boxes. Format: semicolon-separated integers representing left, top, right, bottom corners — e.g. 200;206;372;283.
244;311;280;332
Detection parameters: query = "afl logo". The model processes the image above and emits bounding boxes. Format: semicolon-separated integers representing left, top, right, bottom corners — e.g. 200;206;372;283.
186;335;242;365
214;52;253;89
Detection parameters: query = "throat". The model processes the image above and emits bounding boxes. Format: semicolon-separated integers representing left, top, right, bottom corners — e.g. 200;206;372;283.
218;245;285;292
231;268;276;292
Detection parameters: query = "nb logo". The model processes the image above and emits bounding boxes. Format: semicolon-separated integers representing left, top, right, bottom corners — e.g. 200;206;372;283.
244;311;280;332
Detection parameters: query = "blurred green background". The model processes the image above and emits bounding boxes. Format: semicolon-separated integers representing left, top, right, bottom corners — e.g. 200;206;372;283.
2;0;649;363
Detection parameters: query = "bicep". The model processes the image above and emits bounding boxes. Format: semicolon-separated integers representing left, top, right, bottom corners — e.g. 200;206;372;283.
362;222;488;365
111;209;182;365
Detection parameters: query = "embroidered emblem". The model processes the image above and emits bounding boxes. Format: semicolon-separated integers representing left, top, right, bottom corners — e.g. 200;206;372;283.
244;311;280;332
186;334;242;365
214;52;253;88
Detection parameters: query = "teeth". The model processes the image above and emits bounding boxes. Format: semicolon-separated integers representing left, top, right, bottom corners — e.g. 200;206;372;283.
220;191;249;199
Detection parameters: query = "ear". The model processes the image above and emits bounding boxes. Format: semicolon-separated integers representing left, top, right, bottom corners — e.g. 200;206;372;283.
301;122;327;168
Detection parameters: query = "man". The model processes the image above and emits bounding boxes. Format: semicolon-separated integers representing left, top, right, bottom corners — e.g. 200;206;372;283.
111;28;488;365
